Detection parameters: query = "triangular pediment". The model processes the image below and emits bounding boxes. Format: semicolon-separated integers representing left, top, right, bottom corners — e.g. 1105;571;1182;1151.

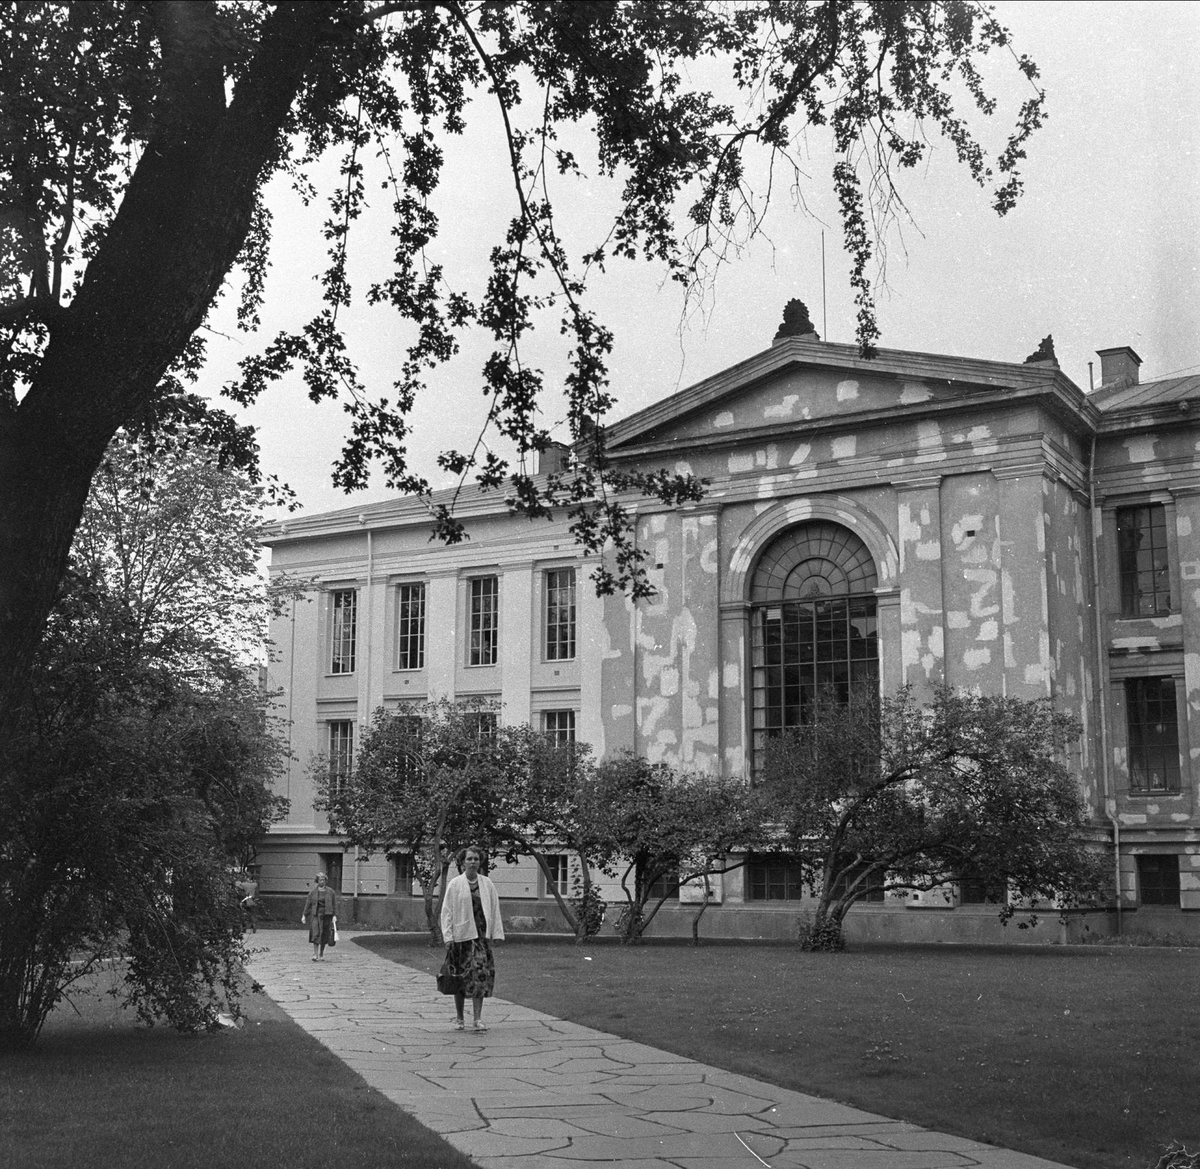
605;338;1087;455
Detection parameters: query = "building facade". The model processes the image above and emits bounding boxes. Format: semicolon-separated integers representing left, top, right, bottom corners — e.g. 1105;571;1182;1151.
260;324;1200;942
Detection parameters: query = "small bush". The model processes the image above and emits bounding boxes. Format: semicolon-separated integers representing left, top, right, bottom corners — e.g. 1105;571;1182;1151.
797;914;845;952
570;882;606;938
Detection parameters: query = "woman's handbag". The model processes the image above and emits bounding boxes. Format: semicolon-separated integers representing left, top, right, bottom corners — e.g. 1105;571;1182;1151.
329;920;338;947
436;956;457;995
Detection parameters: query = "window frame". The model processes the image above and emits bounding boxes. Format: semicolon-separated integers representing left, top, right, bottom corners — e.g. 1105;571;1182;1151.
542;854;570;898
467;575;499;667
541;708;576;748
1137;854;1180;907
1124;675;1182;794
395;581;427;671
464;709;499;746
830;861;886;904
329;588;357;675
544;567;577;661
746;853;808;901
1116;502;1173;617
327;719;355;795
391;852;416;895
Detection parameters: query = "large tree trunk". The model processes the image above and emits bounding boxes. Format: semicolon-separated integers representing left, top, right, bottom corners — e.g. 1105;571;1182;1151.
0;2;336;735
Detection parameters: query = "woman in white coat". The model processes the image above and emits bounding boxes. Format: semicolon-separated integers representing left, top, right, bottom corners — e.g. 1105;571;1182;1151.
439;845;504;1031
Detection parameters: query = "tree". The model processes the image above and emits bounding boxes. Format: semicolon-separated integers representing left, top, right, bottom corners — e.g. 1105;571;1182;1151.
0;1;1047;737
591;753;770;944
489;726;610;943
322;697;522;942
759;687;1108;951
0;433;290;1049
72;425;297;685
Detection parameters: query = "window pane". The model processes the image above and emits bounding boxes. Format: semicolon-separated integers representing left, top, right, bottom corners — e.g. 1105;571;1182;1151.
747;854;805;900
545;568;577;660
1126;677;1181;793
542;709;576;747
330;590;357;674
545;855;570;896
469;576;499;666
396;582;426;670
749;524;879;777
1117;504;1172;616
465;711;498;745
1137;854;1180;906
327;721;354;793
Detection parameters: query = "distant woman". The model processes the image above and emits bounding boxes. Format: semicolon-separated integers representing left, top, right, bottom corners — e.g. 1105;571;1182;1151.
439;845;504;1031
301;871;338;961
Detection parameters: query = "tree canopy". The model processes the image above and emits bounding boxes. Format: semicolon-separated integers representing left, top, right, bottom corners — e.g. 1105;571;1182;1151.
759;687;1108;950
0;1;1046;726
0;432;289;1049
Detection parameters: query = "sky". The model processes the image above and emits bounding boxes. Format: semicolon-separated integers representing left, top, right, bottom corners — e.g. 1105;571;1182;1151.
200;2;1200;521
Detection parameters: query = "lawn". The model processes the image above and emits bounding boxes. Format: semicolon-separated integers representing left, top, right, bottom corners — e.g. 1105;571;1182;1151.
359;934;1200;1169
0;964;477;1169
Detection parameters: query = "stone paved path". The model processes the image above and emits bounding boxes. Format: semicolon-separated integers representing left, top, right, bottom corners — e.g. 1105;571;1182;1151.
249;931;1077;1169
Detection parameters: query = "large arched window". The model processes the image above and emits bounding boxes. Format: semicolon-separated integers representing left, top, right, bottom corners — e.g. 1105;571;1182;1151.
750;522;879;774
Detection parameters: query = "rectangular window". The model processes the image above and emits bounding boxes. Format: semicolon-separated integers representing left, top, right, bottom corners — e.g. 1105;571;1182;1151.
468;576;499;666
543;854;569;897
464;710;498;745
1125;677;1181;793
319;852;344;892
545;568;577;660
1137;854;1180;907
1117;504;1172;616
643;869;680;902
958;874;995;905
542;709;576;747
327;720;354;794
747;854;807;901
396;582;426;671
831;861;885;903
392;715;424;786
329;589;357;674
392;853;416;894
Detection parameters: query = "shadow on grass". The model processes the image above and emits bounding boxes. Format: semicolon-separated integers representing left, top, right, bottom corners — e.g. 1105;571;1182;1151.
0;966;476;1169
360;934;1200;1169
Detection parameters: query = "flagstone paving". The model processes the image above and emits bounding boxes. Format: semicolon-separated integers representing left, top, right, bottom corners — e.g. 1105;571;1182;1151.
248;931;1077;1169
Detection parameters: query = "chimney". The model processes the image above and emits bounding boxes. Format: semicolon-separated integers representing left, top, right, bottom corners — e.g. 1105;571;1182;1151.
1096;346;1142;389
538;441;571;475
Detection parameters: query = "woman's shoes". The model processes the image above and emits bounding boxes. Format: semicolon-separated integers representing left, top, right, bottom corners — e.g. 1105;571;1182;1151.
453;1018;465;1030
472;1022;488;1032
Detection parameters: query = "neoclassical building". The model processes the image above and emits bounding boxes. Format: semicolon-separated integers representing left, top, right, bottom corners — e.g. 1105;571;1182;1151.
260;318;1200;941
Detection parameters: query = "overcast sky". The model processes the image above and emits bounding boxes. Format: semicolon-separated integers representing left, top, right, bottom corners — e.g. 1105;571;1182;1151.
203;2;1200;520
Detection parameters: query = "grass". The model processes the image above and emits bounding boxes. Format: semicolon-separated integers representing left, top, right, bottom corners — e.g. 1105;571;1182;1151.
0;964;477;1169
359;934;1200;1169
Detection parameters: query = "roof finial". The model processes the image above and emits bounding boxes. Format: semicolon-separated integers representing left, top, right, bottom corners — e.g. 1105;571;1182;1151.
1022;334;1057;365
774;298;820;343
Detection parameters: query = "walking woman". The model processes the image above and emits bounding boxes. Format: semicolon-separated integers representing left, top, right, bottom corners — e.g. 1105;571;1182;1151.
439;845;504;1031
301;871;338;961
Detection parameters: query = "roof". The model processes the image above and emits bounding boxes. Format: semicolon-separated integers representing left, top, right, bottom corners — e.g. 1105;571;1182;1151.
261;479;505;545
1090;374;1200;413
604;335;1092;454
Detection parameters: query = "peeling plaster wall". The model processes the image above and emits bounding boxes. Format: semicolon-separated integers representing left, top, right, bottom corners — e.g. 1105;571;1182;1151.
938;472;1001;692
1041;477;1098;806
1096;424;1200;860
600;509;722;772
898;480;945;692
657;368;962;443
